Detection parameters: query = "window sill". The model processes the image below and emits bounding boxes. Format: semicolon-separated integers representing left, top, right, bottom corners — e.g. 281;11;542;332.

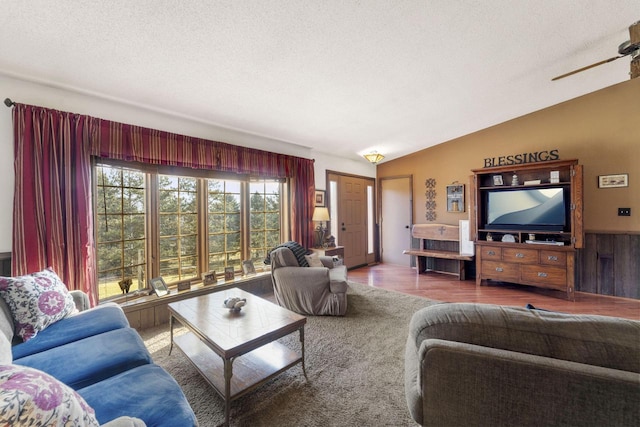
112;272;273;326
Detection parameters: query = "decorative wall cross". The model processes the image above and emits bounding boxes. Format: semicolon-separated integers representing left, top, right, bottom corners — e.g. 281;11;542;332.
425;178;436;221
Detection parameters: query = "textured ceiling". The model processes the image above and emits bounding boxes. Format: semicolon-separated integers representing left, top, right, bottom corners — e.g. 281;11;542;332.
0;1;637;163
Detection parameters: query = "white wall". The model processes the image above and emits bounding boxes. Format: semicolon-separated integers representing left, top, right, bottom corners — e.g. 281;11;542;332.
0;74;374;252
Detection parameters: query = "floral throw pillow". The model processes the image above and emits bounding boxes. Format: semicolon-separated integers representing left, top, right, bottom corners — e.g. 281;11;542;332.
0;364;99;426
0;268;76;341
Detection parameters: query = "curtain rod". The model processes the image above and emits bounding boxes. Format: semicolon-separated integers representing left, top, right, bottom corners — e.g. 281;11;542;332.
4;98;14;107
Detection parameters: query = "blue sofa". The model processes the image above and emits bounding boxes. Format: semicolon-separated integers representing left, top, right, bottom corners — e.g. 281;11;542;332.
1;292;198;426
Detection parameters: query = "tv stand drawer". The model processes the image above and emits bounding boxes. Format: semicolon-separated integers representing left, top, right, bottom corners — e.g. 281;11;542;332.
502;248;538;264
539;250;567;266
521;265;567;288
481;261;519;281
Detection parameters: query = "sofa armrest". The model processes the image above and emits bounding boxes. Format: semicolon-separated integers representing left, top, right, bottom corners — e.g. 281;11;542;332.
408;338;640;427
70;290;91;312
328;266;348;294
319;256;334;268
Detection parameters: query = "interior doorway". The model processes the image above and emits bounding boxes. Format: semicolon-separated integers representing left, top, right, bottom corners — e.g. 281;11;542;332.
327;172;375;268
380;176;413;265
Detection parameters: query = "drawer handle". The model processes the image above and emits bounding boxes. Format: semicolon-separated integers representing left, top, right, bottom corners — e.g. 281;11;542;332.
537;272;548;278
515;253;525;258
547;255;558;261
487;250;496;256
495;267;503;272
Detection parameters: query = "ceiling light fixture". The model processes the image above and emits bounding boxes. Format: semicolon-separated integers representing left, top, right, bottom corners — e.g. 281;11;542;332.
363;152;384;164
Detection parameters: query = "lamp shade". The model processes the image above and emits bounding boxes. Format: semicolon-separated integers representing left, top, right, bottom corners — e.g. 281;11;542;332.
363;152;384;164
312;207;330;222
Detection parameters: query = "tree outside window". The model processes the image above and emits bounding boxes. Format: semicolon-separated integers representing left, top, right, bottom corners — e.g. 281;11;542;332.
95;164;146;299
249;181;281;266
94;163;283;301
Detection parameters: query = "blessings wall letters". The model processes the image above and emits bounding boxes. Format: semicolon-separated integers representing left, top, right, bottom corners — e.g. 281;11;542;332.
483;149;559;168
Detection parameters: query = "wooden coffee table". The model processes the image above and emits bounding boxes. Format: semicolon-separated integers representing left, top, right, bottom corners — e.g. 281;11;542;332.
167;288;307;426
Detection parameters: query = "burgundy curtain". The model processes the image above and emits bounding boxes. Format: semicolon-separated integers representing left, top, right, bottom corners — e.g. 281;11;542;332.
11;103;315;304
11;104;97;305
290;161;316;248
90;119;315;248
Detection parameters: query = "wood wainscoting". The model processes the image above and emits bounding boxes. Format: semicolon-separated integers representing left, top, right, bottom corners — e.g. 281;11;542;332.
576;232;640;299
0;252;10;277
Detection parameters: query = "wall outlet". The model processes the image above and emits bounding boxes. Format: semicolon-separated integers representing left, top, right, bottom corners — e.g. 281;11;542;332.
618;208;631;216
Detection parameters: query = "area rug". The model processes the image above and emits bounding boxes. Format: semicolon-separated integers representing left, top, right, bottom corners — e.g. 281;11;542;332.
140;282;439;427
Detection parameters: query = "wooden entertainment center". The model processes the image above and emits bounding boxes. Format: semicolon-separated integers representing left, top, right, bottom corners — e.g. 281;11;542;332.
470;159;583;300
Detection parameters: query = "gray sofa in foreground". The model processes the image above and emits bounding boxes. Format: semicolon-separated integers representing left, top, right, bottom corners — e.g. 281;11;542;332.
405;303;640;427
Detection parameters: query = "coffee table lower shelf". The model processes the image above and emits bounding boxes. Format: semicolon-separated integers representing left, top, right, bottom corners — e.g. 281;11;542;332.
173;332;303;401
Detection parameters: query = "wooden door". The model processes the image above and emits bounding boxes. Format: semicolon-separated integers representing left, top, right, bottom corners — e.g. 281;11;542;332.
339;175;368;268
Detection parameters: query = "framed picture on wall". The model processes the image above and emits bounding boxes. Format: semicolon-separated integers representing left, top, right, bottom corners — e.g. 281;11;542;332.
446;184;465;213
598;173;628;188
315;190;326;207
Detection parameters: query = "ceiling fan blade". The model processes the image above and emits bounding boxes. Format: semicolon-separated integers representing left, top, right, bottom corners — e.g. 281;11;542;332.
551;55;623;81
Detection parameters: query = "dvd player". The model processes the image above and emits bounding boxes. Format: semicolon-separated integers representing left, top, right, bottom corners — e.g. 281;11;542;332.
525;240;564;246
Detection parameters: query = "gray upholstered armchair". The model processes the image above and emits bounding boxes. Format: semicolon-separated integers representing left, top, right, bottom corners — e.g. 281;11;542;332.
270;246;348;316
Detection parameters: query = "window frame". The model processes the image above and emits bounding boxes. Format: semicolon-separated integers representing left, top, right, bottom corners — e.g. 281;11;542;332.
93;159;286;302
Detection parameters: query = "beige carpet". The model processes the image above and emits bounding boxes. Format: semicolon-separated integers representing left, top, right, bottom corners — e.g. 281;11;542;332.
140;282;438;427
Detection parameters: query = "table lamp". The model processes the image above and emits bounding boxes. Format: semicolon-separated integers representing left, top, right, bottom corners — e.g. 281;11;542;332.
312;207;330;248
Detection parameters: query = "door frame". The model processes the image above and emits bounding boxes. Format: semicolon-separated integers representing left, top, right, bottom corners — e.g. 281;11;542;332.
326;170;377;266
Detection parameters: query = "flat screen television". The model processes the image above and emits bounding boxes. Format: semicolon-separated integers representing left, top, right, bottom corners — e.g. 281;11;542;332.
484;187;567;231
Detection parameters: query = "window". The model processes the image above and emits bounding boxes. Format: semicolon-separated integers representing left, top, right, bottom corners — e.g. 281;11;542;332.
158;175;198;283
249;181;282;265
95;164;147;299
94;162;284;301
207;179;241;272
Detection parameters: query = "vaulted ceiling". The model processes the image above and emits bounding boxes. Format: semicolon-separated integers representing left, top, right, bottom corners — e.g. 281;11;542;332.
1;1;637;163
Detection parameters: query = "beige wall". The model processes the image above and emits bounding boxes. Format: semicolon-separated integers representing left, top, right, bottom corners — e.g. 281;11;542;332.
377;78;640;233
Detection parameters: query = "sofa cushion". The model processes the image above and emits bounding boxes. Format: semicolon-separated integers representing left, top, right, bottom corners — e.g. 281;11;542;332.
0;298;12;364
12;303;129;360
0;298;14;345
265;241;309;267
0;267;76;342
14;327;152;390
78;364;198;427
0;364;99;426
0;332;11;365
305;253;324;267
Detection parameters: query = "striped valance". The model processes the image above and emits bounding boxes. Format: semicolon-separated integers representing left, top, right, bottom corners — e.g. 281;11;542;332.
92;119;313;178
